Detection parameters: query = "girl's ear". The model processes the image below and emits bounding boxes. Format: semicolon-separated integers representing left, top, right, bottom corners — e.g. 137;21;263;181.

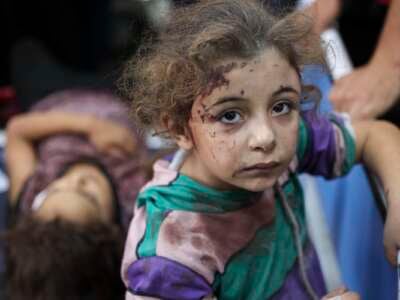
175;128;194;150
161;113;194;150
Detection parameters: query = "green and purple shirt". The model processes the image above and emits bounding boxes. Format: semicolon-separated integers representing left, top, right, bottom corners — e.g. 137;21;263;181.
121;112;356;300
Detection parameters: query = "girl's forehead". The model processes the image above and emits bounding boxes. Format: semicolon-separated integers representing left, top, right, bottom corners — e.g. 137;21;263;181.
215;47;291;71
202;49;300;99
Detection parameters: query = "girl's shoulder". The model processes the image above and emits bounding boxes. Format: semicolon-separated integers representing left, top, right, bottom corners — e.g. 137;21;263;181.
139;159;179;193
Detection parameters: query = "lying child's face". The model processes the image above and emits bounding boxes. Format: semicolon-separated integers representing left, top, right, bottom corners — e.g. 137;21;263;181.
34;164;114;224
181;47;301;191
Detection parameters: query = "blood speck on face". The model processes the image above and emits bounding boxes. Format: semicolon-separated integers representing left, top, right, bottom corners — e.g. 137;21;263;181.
199;62;237;98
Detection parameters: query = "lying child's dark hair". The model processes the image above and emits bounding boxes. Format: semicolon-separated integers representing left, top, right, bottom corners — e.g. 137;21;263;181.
4;216;124;300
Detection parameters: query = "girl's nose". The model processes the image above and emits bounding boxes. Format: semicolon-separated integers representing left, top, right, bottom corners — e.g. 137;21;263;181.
248;121;276;152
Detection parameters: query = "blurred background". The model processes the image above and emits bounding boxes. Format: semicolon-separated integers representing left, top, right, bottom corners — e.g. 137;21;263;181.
0;0;398;299
0;0;162;126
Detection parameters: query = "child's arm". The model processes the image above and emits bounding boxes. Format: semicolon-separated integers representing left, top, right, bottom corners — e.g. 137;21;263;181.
6;111;136;204
353;120;400;265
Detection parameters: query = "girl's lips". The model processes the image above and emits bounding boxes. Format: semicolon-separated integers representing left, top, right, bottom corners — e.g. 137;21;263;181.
234;162;281;177
241;162;280;171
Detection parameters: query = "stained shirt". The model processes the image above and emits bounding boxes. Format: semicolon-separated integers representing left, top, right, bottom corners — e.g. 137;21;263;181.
121;112;356;299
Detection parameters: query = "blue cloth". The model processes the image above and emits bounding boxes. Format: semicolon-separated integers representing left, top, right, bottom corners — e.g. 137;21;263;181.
302;66;396;300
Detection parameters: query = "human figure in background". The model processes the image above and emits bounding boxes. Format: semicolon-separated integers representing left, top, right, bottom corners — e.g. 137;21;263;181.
3;89;149;300
305;0;400;121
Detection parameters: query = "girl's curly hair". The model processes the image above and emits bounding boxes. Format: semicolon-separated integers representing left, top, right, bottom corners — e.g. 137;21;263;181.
119;0;325;137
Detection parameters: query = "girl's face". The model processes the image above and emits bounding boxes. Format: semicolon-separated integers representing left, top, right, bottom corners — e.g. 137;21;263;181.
179;48;301;192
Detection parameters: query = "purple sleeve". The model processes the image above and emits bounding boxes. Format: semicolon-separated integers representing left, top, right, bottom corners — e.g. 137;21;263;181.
297;112;356;178
127;256;213;300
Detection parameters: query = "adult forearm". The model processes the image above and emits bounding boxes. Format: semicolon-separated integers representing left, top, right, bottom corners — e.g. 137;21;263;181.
356;120;400;206
371;0;400;64
6;111;98;142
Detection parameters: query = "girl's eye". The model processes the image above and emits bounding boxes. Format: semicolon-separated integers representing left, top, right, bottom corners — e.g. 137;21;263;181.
271;102;292;116
219;111;242;124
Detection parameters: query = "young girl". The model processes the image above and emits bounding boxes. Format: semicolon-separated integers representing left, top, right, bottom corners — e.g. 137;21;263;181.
119;0;400;299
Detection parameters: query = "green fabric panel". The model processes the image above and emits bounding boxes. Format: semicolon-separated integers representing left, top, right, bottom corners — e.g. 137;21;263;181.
137;201;167;258
214;177;307;299
341;128;356;174
296;117;308;162
137;174;257;213
136;174;257;257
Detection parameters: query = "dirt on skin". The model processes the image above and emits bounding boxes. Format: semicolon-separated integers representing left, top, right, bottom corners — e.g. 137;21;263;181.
199;62;237;99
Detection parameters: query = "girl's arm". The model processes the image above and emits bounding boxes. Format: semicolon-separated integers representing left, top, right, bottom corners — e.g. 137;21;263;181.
6;111;136;205
353;120;400;265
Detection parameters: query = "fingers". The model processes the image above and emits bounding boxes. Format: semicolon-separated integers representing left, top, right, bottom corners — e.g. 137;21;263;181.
336;292;359;300
329;79;345;106
100;140;135;156
105;146;127;159
91;131;137;155
384;242;397;266
330;62;400;119
383;212;400;266
330;77;375;120
124;135;137;153
114;127;137;154
322;288;360;300
322;287;347;299
329;77;358;112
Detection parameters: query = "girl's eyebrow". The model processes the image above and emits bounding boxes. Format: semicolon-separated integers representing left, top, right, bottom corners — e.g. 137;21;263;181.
206;96;246;110
207;85;300;110
272;86;300;97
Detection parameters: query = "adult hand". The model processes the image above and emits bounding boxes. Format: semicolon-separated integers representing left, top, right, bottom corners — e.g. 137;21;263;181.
322;287;360;300
330;60;400;120
383;199;400;266
89;119;137;156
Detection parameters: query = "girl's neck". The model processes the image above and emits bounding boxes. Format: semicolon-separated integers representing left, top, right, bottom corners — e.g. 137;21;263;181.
180;152;239;191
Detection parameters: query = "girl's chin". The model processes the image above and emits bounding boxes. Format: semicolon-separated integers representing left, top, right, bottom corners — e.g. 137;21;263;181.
238;178;278;192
